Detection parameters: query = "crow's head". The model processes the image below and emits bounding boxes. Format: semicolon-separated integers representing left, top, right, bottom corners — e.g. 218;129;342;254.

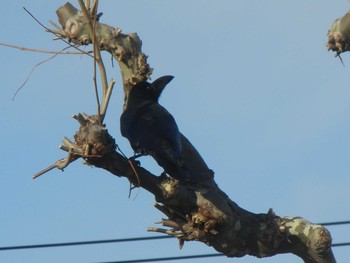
129;75;174;102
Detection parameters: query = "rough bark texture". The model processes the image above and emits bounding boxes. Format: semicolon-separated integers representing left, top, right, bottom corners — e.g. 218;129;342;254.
53;3;337;262
327;10;350;55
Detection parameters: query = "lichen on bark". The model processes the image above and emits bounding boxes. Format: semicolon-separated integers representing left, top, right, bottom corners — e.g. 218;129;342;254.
43;2;338;262
327;10;350;56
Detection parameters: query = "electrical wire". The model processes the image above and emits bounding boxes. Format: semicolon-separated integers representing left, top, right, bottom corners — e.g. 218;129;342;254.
0;236;172;251
96;242;350;263
332;242;350;247
100;253;222;263
0;220;349;251
319;220;350;226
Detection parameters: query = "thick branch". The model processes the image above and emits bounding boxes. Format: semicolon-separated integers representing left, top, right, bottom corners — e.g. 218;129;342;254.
56;2;153;109
50;3;337;262
69;113;335;263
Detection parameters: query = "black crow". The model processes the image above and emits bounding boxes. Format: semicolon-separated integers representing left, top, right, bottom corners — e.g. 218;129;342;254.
120;76;192;182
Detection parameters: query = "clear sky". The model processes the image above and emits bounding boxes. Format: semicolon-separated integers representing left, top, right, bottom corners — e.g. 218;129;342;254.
1;1;349;262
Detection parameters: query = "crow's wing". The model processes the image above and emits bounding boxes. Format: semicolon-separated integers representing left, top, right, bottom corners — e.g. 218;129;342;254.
136;103;181;154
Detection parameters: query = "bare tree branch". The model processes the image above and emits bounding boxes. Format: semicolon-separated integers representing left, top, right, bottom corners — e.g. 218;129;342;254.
327;10;350;56
0;42;87;54
33;2;338;262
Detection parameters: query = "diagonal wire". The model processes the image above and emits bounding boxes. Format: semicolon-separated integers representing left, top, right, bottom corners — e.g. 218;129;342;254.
0;236;172;251
99;253;223;263
332;242;350;247
0;220;349;251
95;242;350;263
319;220;350;226
97;242;350;263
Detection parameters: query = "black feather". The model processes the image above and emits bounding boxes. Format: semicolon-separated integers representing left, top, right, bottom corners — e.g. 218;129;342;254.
120;76;193;182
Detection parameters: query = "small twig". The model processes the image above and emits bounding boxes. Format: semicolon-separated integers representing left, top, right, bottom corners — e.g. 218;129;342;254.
338;53;345;67
116;145;141;187
32;162;61;179
0;42;88;55
61;137;81;153
99;79;116;123
23;7;50;31
115;145;141;199
23;6;93;59
93;68;101;122
128;159;141;188
147;227;184;238
56;152;75;169
33;147;102;179
85;0;91;10
91;6;101;120
48;20;64;33
11;7;96;100
12;47;67;100
72;113;89;126
161;219;181;229
91;0;99;18
78;0;109;120
32;154;79;179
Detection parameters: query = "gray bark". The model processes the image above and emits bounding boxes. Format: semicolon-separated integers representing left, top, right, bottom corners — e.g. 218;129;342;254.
51;3;337;262
328;10;350;56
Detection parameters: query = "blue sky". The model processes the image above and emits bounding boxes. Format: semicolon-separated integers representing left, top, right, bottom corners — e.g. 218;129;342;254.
1;1;350;262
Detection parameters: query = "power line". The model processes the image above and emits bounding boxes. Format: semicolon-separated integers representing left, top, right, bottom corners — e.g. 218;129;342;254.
0;236;172;251
0;239;348;263
100;253;222;263
319;220;350;226
98;242;350;263
332;242;350;247
0;238;349;252
0;220;349;251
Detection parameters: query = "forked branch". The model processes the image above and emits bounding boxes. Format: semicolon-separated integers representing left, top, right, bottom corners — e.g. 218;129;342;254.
32;2;337;262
